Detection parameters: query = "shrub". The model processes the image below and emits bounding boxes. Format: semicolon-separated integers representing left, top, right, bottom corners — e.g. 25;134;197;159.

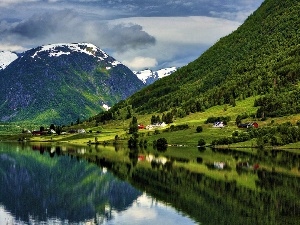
155;138;168;152
198;139;206;146
196;126;203;133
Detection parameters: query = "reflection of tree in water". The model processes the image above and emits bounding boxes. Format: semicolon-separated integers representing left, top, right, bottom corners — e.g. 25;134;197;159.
0;144;141;224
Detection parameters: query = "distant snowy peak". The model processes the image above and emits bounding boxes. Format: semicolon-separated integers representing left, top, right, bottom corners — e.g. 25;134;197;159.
30;43;121;66
134;67;177;85
0;51;18;70
134;69;154;83
156;67;177;78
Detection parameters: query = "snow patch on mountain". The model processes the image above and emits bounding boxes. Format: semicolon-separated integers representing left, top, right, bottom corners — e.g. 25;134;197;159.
102;104;111;111
157;67;177;78
134;67;177;85
31;43;109;60
0;51;18;70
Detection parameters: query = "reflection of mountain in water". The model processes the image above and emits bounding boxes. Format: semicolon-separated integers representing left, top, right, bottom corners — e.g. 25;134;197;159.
0;144;141;223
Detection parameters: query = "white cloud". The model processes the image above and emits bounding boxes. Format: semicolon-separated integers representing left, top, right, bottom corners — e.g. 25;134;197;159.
0;43;25;52
111;16;241;70
123;56;158;70
0;0;38;7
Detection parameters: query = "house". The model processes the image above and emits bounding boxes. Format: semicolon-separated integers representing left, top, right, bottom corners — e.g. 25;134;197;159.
138;124;145;129
213;121;225;128
238;122;258;128
214;162;225;169
145;122;167;130
32;130;47;135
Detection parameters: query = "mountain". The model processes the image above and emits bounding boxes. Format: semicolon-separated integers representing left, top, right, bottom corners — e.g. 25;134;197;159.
0;51;18;70
0;43;145;124
121;0;300;115
134;67;177;85
94;0;300;122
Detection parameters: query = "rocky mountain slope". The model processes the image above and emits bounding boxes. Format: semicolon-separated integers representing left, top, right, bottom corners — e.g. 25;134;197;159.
0;43;145;124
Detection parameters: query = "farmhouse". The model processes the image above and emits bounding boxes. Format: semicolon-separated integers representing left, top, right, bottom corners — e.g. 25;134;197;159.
238;122;258;128
213;121;225;128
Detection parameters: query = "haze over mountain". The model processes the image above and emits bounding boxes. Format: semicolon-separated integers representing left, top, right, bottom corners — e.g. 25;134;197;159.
95;0;300;122
0;43;145;124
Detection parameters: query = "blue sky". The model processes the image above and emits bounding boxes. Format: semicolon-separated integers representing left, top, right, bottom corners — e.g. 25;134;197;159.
0;0;264;70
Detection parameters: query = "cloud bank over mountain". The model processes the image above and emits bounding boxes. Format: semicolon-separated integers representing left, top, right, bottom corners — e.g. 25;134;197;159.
0;0;263;70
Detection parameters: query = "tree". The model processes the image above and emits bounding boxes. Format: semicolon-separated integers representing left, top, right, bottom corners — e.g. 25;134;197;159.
164;112;173;124
196;126;203;133
155;138;168;152
55;126;62;135
198;139;206;146
50;124;55;130
129;116;138;134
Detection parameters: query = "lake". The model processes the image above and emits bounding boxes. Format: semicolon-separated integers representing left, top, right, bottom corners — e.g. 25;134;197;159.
0;142;197;225
1;141;300;225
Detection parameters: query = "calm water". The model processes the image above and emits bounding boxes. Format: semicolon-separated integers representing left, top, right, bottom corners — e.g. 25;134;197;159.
0;142;198;225
2;142;300;225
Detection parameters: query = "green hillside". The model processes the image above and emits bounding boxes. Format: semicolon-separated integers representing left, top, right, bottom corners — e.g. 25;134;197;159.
98;0;299;121
0;43;144;125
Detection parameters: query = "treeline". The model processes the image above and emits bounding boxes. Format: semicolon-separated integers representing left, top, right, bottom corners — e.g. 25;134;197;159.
255;90;300;118
212;122;300;147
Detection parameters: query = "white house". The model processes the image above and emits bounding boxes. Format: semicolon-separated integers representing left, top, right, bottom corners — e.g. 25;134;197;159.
213;121;225;128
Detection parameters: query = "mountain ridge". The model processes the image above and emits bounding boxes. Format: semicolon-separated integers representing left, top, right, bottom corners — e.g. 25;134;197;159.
0;43;145;124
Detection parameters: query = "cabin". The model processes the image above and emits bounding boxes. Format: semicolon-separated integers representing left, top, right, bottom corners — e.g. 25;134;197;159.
213;121;225;128
238;122;258;128
138;124;145;129
32;130;47;135
77;129;86;133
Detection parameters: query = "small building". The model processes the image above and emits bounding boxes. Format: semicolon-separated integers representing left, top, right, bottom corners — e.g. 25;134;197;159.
77;129;86;133
138;124;145;129
32;130;47;135
238;122;258;128
213;121;225;128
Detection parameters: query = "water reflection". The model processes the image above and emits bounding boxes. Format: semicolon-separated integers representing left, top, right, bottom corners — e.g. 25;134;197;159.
0;142;197;225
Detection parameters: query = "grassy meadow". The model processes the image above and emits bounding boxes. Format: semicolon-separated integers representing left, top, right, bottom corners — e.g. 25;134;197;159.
5;95;300;149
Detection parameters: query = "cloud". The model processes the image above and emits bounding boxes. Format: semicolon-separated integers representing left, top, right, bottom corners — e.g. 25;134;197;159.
122;56;158;70
0;43;26;52
0;0;263;70
100;23;156;52
0;9;156;53
111;16;241;70
0;0;38;7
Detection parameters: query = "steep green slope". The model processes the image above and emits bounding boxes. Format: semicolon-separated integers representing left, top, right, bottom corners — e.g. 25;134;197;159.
0;43;144;125
125;0;300;116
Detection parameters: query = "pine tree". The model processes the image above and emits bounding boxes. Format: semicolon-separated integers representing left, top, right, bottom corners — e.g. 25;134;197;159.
129;116;138;134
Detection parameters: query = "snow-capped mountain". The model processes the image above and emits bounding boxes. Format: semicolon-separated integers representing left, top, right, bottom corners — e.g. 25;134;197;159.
0;43;144;124
0;51;18;70
134;67;177;85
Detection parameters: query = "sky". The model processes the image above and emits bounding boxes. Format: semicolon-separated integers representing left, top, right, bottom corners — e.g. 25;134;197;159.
0;0;264;71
